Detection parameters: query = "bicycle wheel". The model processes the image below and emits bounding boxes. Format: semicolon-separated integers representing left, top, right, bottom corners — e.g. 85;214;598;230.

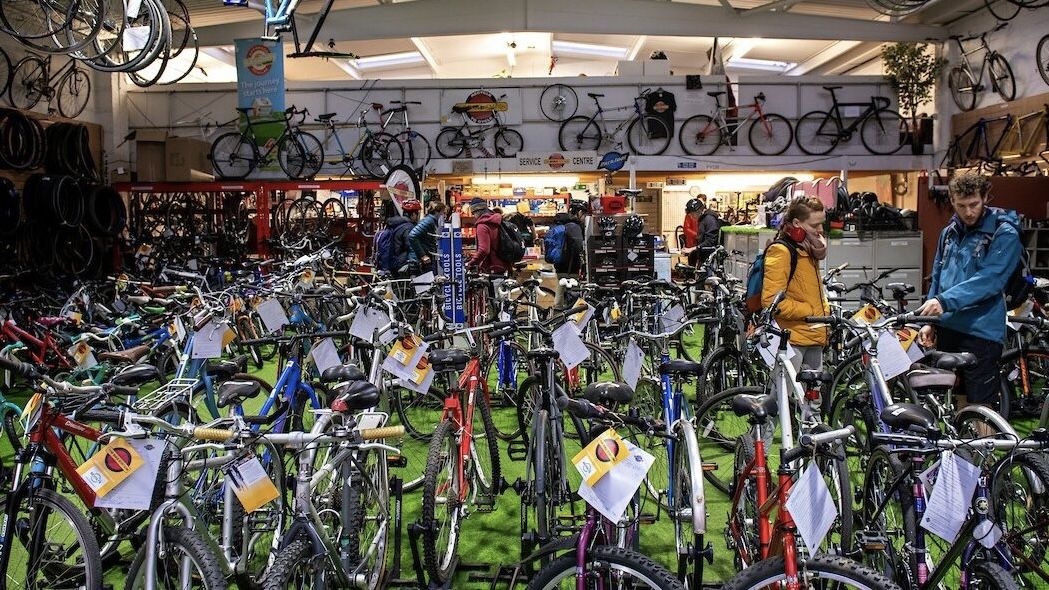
293;130;324;178
210;132;257;179
990;451;1049;587
985;0;1021;20
481;338;533;441
0;48;11;98
421;418;462;584
471;388;502;496
8;56;46;111
730;433;766;569
678;114;722;156
539;83;578;122
558;116;601;151
988;53;1016;103
55;66;90;118
400;130;431;171
1038;35;1049;87
394;383;446;441
999;346;1049;417
125;526;227;589
860;108;906;155
969;562;1021;590
360;132;402;178
277;135;308;179
346;446;391;590
949;66;979;112
694;386;768;494
671;423;703;589
494;127;524;157
528;545;684;590
696;346;758;405
3;487;103;590
722;554;902;590
811;423;854;558
747;113;793;156
627;115;671;155
861;447;914;586
795;110;841;155
526;409;560;545
263;537;323;588
435;127;465;158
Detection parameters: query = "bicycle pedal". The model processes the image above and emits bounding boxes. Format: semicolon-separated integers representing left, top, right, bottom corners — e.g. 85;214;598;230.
637;512;658;525
387;454;408;468
857;532;887;552
474;494;497;513
701;462;718;472
506;439;529;462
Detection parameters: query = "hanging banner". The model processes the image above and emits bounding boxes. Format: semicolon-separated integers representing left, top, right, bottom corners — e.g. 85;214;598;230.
438;214;465;327
235;38;285;146
515;151;598;172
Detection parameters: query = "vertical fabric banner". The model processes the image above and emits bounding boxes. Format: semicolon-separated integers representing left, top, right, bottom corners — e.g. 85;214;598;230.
437;213;466;328
235;38;285;147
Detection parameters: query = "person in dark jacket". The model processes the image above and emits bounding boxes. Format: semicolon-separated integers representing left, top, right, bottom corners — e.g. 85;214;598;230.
554;200;589;306
384;199;420;276
408;202;446;270
917;171;1022;411
466;198;507;274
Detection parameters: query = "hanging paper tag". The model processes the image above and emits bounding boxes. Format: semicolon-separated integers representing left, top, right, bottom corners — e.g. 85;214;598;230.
94;438;165;510
68;341;98;369
382;335;428;380
920;450;980;542
168;316;186;344
398;355;435;395
77;438;144;498
309;337;341;375
21;392;43;434
851;304;882;325
623;339;644;391
349;307;391;342
576;438;654;523
572;429;629;486
661;304;686;333
785;463;838;551
222;328;237;348
875;330;913;380
571;298;596;333
552;322;590;369
256;298;289;334
225;454;280;513
191;321;228;359
413;271;435;294
65;311;83;325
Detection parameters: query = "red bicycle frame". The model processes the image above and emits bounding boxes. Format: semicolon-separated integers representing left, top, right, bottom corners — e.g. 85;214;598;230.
2;319;73;369
438;356;488;502
21;399;105;507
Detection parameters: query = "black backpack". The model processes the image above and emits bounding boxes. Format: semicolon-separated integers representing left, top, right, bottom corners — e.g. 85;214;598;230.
495;219;526;264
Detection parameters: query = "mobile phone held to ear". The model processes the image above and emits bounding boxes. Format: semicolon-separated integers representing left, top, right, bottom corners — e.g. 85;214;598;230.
783;224;806;243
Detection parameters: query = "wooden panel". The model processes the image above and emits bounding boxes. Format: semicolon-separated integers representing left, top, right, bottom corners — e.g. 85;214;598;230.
0;108;105;189
949;90;1049;166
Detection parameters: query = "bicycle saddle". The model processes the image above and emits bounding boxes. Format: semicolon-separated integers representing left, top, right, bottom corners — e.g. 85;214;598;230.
525;347;560;361
660;359;704;377
331;380;380;412
796;369;832;388
371;103;384;110
97;344;151;365
880;403;938;435
706;91;726;98
110;363;161;387
886;282;915;296
316;112;336;121
920;350;977;371
382;106;407;115
905;367;956;390
823;85;843;91
320;363;365;383
730;394;778;422
429;348;470;373
217;380;263;408
206;355;248;381
582;381;634;404
587;92;605;98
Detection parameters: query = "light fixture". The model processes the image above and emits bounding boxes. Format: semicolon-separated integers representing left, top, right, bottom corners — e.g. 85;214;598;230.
551;40;629;60
471;175;580;188
726;56;796;72
506;41;517;67
355;51;426;70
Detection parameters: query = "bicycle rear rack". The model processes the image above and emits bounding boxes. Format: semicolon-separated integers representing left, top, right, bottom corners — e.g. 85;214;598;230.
132;378;198;415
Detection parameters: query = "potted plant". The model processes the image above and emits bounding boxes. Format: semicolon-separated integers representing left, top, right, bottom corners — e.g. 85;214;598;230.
882;43;946;154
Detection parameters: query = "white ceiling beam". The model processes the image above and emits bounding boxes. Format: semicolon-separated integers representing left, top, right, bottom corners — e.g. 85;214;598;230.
410;37;441;74
785;40;861;76
626;35;647;61
195;0;944;47
334;59;362;79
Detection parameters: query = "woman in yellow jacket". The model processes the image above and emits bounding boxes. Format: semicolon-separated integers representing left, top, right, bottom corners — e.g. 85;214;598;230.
761;197;830;372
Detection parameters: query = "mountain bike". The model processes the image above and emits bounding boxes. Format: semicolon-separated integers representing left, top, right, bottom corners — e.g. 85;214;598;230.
948;22;1016;112
312;104;402;178
678;90;793;156
209;106;323;180
8;52;91;118
558;89;672;155
435;94;524;158
795;86;906;155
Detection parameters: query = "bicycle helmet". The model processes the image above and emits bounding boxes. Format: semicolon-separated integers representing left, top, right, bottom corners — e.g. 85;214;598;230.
685;198;705;213
569;199;591;215
400;199;422;213
597;216;617;237
622;214;644;239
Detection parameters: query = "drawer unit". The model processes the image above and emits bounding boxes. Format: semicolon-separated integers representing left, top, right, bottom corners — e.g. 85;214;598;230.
874;234;923;270
825;237;873;269
722;232;741;253
876;268;923;305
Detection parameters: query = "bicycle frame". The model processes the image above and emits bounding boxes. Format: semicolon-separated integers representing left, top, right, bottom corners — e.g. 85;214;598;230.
713;97;767;138
581;95;645;141
439;356;487;503
1;320;72;369
954;34;994;89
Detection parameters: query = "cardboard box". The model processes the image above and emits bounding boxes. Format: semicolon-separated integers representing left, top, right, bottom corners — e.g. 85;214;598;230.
644;60;671;76
135;129;168;182
615;60;643;77
165;137;213;182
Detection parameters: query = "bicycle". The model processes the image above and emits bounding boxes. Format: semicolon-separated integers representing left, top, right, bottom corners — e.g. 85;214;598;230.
312;104;402;178
948;22;1016;112
677;90;793;156
209;106;323;180
795;86;906;156
558;89;672;155
435;94;524;159
1039;34;1049;87
940;114;1013;171
7;51;91;118
999;104;1049;161
377;100;431;172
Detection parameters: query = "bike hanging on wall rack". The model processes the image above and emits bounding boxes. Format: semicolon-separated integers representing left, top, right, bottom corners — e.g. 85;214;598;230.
435;93;524;159
7;51;91;118
677;90;793;157
558;89;671;155
947;22;1016;112
209;106;324;180
795;86;906;156
1038;34;1049;87
312;104;402;178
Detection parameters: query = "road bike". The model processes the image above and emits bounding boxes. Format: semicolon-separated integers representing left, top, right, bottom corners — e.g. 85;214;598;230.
312;104;402;178
948;22;1016;112
558;89;671;155
940;113;1013;171
377;100;431;172
209;106;323;180
999;103;1049;161
7;52;91;118
678;90;793;156
795;86;906;156
435;94;524;159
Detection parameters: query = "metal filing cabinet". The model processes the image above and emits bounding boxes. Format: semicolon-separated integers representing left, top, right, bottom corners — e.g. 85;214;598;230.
874;234;923;270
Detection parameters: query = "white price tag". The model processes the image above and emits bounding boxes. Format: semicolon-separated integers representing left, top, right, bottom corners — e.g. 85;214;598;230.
309;337;341;375
576;439;654;524
876;330;913;380
191;321;228;359
256;298;289;334
349;307;391;342
785;462;838;552
122;25;150;51
661;304;686;334
94;438;165;510
67;341;98;369
225;454;280;513
623;339;644;391
382;336;429;381
552;322;590;370
920;451;980;543
413;271;435;294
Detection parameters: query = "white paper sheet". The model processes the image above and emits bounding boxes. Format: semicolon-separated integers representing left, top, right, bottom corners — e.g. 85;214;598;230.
577;439;654;524
623;339;644;391
552;322;590;370
257;298;289;334
876;330;914;380
310;338;342;375
920;451;980;542
571;304;596;334
397;366;435;395
413;272;436;294
785;463;838;552
756;323;796;369
191;321;228;359
349;307;391;342
382;341;429;381
94;438;165;510
661;304;686;334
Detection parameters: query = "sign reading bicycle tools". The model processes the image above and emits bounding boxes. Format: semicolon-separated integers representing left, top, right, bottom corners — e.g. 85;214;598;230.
438;213;466;328
234;38;285;145
573;431;654;523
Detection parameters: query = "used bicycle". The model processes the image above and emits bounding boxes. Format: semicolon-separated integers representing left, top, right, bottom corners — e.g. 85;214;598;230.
558;89;672;155
209;106;323;180
795;86;906;156
948;22;1016;112
8;51;91;118
678;90;793;157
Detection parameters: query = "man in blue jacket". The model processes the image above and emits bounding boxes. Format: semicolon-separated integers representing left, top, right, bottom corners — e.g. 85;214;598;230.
408;202;446;272
916;171;1022;410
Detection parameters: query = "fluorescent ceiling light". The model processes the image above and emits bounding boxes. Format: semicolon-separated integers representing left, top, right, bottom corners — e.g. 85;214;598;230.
726;56;795;72
471;175;579;188
355;51;426;70
551;40;629;60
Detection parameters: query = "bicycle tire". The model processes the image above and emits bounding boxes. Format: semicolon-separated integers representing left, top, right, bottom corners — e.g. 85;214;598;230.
860;108;906;155
988;52;1017;102
421;418;462;584
262;537;322;589
482;339;533;440
360;131;402;178
0;0;76;41
125;526;227;589
795;110;841;155
747;112;793;156
210;132;257;179
277;134;307;179
1038;35;1049;87
861;446;914;585
558;115;601;151
671;423;703;589
3;487;103;590
398;130;431;172
730;432;765;568
3;407;22;452
527;545;685;590
722;554;902;590
985;0;1021;20
949;65;979;112
696;346;757;406
472;387;502;496
678;114;722;156
990;450;1049;586
345;445;391;590
529;408;558;544
435;127;465;158
694;385;768;495
627;115;671;155
8;56;46;111
494;127;524;157
812;423;855;557
539;84;578;122
999;346;1049;417
0;47;11;98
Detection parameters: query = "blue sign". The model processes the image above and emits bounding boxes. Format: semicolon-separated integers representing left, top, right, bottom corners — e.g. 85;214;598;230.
438;217;466;327
598;151;628;172
677;161;698;169
235;38;285;144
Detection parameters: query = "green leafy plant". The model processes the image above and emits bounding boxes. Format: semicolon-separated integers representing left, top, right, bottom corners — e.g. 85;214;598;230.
882;43;947;149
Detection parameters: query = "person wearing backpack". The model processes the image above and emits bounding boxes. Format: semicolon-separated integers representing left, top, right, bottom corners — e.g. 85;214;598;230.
760;197;830;375
546;200;589;306
374;199;420;276
916;171;1023;411
466;198;508;275
408;201;446;272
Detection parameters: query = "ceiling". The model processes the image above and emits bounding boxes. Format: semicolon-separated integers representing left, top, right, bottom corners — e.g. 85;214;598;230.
178;0;986;83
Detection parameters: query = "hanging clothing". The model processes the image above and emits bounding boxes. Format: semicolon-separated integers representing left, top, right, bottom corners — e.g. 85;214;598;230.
644;89;676;139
